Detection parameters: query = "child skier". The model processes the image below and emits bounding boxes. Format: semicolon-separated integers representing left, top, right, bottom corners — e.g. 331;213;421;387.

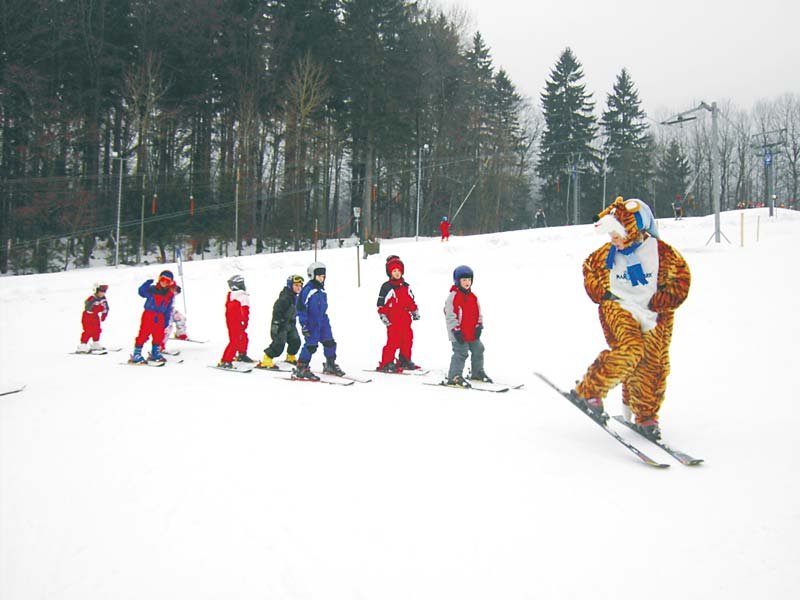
569;197;691;440
130;270;179;364
77;282;109;353
259;274;304;369
218;275;252;368
440;216;450;241
443;265;492;387
294;262;344;380
376;255;420;372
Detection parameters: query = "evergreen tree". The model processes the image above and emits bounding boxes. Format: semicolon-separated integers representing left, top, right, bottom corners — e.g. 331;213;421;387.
538;48;597;225
600;68;652;202
656;139;691;218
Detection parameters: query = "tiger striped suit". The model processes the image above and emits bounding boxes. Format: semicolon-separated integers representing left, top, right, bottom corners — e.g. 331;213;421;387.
575;235;691;420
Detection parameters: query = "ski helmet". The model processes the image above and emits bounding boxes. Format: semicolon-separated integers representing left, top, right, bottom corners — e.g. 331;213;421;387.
286;274;304;289
385;255;404;277
227;274;246;291
307;262;326;279
453;265;473;284
442;216;448;222
94;282;108;294
159;270;174;281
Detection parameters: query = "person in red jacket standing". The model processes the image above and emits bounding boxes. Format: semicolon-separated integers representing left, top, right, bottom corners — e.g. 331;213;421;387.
218;275;252;368
440;216;450;241
376;255;420;372
77;282;109;353
443;265;492;387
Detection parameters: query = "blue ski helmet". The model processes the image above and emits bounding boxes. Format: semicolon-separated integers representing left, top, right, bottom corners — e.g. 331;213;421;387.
286;274;304;290
453;265;473;284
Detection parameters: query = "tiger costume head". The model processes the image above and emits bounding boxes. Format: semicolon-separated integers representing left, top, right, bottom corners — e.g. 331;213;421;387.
594;197;659;248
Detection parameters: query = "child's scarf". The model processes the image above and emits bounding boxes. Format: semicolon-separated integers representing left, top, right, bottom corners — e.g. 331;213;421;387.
606;242;647;286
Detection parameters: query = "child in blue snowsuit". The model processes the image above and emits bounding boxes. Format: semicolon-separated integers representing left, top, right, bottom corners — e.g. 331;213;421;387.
294;262;344;380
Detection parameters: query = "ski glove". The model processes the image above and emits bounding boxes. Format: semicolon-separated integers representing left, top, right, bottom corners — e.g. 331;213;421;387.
411;310;420;320
453;330;464;344
474;325;482;339
379;314;391;327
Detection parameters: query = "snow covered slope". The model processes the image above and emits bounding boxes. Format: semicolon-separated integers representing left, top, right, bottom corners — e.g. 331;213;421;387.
2;209;799;599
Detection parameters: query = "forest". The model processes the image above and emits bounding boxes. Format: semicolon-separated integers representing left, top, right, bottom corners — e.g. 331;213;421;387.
1;0;798;273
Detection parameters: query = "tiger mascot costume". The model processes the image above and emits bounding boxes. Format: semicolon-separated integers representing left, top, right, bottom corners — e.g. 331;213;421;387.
572;196;691;439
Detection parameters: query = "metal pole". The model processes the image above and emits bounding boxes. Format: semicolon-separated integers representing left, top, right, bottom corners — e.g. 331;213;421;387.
114;157;123;268
139;172;146;264
415;145;421;241
711;102;721;243
235;167;240;255
601;154;608;208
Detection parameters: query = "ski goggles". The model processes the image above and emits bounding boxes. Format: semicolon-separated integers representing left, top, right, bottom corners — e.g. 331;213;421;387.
290;275;304;285
158;275;174;287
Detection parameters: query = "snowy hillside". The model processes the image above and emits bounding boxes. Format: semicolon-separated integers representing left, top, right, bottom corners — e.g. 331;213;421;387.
2;209;799;599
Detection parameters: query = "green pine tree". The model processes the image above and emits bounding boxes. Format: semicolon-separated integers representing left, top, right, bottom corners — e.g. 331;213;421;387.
538;48;597;225
656;139;691;218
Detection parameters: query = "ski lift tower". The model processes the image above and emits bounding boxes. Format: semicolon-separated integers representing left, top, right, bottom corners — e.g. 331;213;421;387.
662;102;729;244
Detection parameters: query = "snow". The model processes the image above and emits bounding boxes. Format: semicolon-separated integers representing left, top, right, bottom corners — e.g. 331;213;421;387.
2;209;799;599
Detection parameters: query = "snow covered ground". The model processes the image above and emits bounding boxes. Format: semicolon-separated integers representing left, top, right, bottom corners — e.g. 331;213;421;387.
2;208;799;599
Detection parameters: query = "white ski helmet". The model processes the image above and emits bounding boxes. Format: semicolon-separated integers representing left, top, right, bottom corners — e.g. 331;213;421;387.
227;274;246;291
307;262;326;279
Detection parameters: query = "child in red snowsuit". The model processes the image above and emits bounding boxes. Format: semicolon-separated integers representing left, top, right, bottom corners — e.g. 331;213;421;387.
440;216;450;241
77;283;109;353
376;255;420;372
219;275;252;367
130;270;178;364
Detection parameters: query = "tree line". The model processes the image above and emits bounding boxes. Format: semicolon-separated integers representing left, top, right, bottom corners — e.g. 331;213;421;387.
1;1;797;274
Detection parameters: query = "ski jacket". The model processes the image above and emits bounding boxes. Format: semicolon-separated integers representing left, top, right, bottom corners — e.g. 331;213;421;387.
138;279;177;326
84;294;109;321
271;286;298;335
377;278;417;325
225;290;250;330
582;235;691;332
444;284;482;342
296;280;330;335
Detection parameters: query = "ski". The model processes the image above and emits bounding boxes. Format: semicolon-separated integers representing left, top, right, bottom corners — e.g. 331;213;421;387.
209;364;254;374
424;381;509;393
612;416;704;466
0;385;26;397
121;358;183;367
172;337;208;344
162;348;182;356
281;375;354;386
366;368;431;376
254;364;294;373
534;372;669;469
72;349;108;356
327;372;372;384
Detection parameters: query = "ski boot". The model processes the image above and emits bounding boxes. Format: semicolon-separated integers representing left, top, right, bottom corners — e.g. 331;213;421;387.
323;357;345;377
217;361;234;369
398;355;420;370
285;354;298;365
90;341;106;352
633;416;661;440
568;389;607;424
129;345;146;364
377;361;402;373
148;344;166;364
468;370;493;383
445;375;471;388
236;353;255;363
258;354;276;369
76;343;91;354
293;361;320;381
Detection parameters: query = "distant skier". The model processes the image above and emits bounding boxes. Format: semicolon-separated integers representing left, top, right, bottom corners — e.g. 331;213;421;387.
672;195;684;220
534;207;547;228
440;216;450;241
443;265;492;387
376;255;420;372
130;270;179;364
259;274;304;369
294;262;344;380
568;197;691;440
77;282;109;353
218;275;252;368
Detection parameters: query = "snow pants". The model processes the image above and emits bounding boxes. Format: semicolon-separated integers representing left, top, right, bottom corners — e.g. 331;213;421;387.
222;321;248;363
265;325;301;359
380;319;413;367
447;338;485;380
575;301;674;420
135;310;167;347
298;318;335;365
80;313;102;343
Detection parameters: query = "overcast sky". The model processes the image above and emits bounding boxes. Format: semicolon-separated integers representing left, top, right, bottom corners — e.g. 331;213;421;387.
445;0;799;120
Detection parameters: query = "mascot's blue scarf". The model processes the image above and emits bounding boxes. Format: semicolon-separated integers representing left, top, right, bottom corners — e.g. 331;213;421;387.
606;242;647;286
